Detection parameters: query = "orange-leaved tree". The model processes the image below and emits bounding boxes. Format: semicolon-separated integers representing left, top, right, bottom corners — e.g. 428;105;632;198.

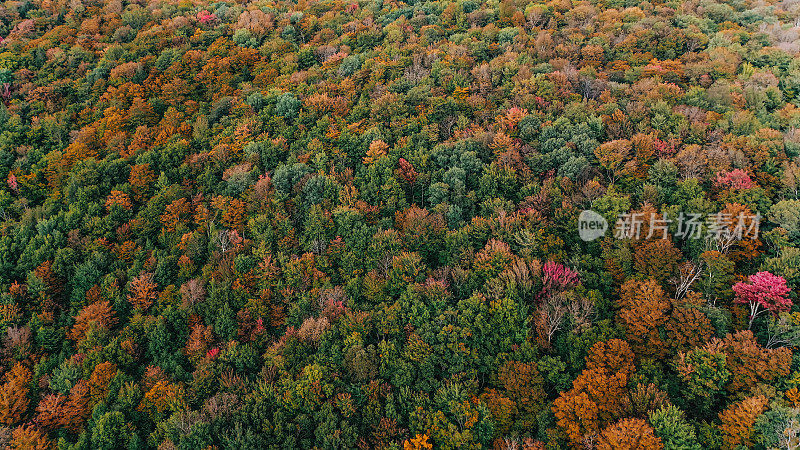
0;363;31;425
553;339;635;446
61;380;92;432
597;417;663;450
34;393;66;431
718;395;768;449
128;272;158;311
10;424;52;450
88;362;118;407
713;330;792;394
129;163;156;203
617;279;670;359
68;300;116;342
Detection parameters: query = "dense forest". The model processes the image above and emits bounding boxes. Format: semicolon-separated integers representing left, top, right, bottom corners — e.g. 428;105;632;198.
0;0;800;447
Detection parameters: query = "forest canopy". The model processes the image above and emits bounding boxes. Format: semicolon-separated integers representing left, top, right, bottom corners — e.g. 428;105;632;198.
0;0;800;448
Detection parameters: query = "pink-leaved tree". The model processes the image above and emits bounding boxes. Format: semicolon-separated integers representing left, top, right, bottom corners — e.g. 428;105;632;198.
733;271;792;329
539;261;580;300
6;173;17;193
714;169;755;190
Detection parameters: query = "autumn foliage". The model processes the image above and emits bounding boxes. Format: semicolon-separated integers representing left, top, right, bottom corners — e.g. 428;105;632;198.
597;418;662;450
0;0;798;447
127;272;158;311
553;339;635;445
0;363;30;425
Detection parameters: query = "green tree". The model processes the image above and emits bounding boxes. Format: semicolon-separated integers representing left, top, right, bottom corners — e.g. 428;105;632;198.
648;404;702;450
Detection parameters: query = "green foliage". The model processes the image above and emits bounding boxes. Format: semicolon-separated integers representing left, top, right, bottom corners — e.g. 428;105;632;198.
649;404;702;450
275;93;300;119
674;348;731;417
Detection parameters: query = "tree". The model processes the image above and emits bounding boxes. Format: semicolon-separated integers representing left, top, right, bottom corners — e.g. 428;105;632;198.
91;411;133;449
160;197;191;233
585;338;636;376
674;346;731;416
479;389;516;436
404;434;433;450
595;139;633;184
781;162;800;199
715;203;761;262
185;323;214;362
105;189;132;212
275;92;300;119
764;312;800;349
180;278;206;308
496;360;546;431
210;196;248;232
597;418;663;450
33;260;63;307
397;158;418;184
34;394;66;431
633;239;682;284
128;272;158;311
535;293;567;346
733;271;792;329
714;169;754;191
129;163;156;203
769;199;800;236
88;362;117;407
617;279;670;359
69;300;116;342
138;379;185;422
675;145;706;179
473;239;517;287
718;395;768;449
9;425;51;450
0;363;31;425
648;405;701;450
698;251;735;305
62;380;92;432
664;306;714;354
363;140;389;165
553;339;635;445
395;206;446;264
539;261;580;299
753;403;800;449
715;330;791;394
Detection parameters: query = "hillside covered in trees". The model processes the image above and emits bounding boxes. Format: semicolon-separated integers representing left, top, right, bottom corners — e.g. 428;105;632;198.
1;0;800;447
